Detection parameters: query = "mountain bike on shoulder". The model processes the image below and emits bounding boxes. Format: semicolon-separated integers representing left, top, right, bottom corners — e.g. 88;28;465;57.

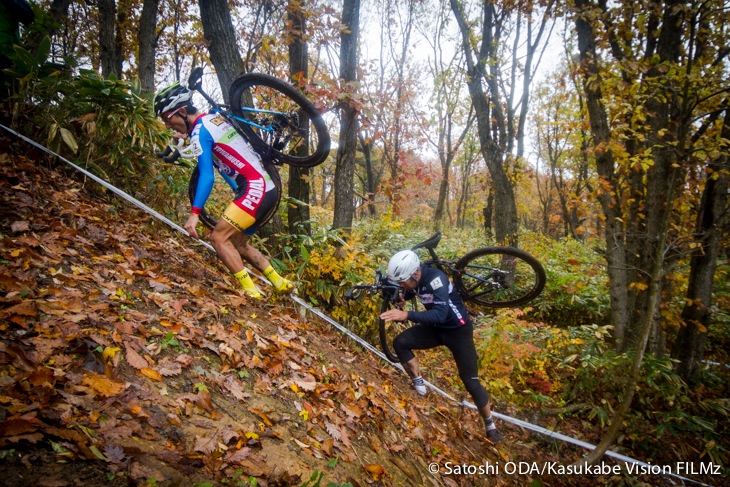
345;232;546;363
157;67;331;229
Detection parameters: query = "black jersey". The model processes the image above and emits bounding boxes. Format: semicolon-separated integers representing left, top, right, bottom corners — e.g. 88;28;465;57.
405;266;470;329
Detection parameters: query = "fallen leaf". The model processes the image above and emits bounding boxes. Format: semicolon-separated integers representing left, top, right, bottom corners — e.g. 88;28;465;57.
156;360;182;376
148;277;172;292
364;463;385;481
103;444;126;465
81;372;125;397
1;301;38;318
28;367;55;387
124;344;149;370
102;346;121;361
248;407;274;426
293;377;317;392
11;221;30;232
175;354;193;367
293;438;310;449
0;418;40;436
226;447;252;463
194;434;218;454
140;367;163;381
171;299;188;313
324;422;341;442
223;375;248;401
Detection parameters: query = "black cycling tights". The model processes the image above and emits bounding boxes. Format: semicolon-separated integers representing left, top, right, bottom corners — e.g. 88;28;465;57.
393;322;490;409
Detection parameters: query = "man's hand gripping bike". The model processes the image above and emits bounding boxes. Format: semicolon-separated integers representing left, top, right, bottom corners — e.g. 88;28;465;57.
345;232;546;362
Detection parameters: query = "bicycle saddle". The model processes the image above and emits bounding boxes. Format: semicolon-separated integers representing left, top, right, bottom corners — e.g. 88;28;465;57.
410;232;441;251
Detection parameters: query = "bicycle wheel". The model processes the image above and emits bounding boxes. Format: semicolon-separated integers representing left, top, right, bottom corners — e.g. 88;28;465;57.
188;167;218;230
229;73;331;168
378;297;415;364
454;247;546;307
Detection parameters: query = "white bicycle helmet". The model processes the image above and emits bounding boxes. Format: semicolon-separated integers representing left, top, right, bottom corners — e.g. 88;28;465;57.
154;82;192;117
387;250;420;282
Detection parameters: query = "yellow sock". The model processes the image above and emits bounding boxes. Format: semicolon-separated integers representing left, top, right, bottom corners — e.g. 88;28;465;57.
263;265;293;292
233;269;261;298
263;265;283;287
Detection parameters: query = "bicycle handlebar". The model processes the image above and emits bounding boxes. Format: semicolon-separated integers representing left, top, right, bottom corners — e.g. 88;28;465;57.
155;145;189;166
345;282;401;302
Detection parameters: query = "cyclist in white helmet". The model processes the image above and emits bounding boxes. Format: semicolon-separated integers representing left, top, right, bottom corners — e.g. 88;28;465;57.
382;249;503;443
154;82;293;299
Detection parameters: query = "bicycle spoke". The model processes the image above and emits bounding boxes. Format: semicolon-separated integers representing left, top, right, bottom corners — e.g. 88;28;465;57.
456;249;544;307
230;76;328;166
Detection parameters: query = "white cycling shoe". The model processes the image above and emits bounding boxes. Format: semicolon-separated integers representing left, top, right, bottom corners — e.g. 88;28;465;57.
412;377;428;396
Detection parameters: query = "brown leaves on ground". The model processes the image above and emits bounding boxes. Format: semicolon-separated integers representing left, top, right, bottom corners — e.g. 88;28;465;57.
0;151;532;486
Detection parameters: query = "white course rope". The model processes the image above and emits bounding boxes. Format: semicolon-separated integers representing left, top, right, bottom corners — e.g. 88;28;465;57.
1;124;714;487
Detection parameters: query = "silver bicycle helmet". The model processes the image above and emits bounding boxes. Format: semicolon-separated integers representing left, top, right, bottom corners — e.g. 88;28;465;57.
154;82;192;117
387;250;420;282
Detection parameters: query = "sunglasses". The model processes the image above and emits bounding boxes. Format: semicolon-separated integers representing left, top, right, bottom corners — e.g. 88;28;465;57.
164;107;184;119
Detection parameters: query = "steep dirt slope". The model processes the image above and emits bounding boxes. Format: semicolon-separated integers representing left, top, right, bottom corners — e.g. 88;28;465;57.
0;141;574;487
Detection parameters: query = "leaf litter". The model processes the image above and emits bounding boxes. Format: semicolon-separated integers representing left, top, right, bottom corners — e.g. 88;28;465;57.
0;150;563;486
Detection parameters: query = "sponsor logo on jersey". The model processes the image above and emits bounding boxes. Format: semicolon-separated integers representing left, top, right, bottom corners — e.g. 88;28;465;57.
218;128;238;143
213;145;246;170
241;177;265;211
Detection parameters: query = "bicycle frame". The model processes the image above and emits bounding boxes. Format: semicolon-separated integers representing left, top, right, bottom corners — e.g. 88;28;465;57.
188;69;287;148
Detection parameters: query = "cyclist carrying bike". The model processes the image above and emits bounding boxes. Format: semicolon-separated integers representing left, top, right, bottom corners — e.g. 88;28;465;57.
154;82;293;299
380;250;503;443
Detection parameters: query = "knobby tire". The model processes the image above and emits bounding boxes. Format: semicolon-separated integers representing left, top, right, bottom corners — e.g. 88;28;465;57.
379;297;399;363
229;73;330;168
454;246;546;307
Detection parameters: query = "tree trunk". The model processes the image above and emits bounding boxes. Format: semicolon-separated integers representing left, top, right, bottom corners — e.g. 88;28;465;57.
199;0;245;103
571;0;692;464
332;0;360;232
98;0;117;79
574;0;631;346
433;176;449;232
449;0;522;245
672;109;730;384
137;0;159;95
358;133;377;217
483;190;493;238
113;3;126;78
287;0;311;236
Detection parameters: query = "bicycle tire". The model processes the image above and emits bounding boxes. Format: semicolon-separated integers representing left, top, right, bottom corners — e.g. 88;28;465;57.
188;167;218;230
454;247;546;307
378;295;418;363
229;73;331;168
378;297;400;363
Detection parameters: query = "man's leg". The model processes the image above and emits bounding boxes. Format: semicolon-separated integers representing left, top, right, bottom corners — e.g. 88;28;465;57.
445;324;503;443
210;220;261;298
393;325;441;396
231;233;292;293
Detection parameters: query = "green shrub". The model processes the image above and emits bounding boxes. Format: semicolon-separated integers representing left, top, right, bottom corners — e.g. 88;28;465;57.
6;37;168;200
519;233;611;327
